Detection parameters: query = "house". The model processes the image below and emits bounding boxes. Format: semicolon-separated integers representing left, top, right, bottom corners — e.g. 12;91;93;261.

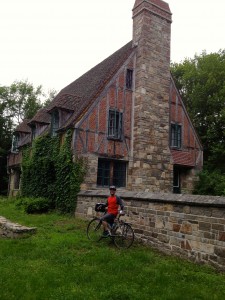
7;0;203;196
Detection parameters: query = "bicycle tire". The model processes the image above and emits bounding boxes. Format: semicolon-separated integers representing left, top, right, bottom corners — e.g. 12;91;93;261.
113;223;134;249
87;218;103;242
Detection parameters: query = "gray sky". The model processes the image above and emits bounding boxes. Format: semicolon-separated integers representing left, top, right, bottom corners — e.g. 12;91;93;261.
1;0;224;93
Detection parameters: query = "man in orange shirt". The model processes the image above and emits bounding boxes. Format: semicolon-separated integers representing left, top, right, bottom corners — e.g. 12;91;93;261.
101;186;124;237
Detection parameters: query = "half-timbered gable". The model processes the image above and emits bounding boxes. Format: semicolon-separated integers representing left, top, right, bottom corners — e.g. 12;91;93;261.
74;51;135;160
169;76;203;192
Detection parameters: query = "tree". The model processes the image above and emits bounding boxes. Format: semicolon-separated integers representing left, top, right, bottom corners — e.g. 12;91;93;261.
0;80;57;195
1;80;44;126
171;50;225;195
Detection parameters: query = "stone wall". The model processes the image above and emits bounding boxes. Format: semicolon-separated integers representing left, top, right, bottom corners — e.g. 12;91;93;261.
130;0;173;192
0;216;36;238
76;190;225;271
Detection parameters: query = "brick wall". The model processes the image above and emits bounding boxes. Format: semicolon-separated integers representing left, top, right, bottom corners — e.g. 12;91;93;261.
76;190;225;271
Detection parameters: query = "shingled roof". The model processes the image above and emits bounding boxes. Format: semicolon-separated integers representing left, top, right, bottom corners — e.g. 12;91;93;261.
171;149;195;167
48;41;135;130
47;94;81;113
14;119;31;133
28;108;51;125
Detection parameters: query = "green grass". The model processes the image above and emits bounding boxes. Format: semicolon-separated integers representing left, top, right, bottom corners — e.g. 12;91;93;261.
0;197;225;300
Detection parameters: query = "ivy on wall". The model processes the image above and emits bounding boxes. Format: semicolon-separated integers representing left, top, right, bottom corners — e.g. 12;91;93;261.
21;130;87;213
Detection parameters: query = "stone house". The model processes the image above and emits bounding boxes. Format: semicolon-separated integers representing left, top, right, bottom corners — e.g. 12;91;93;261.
7;0;203;196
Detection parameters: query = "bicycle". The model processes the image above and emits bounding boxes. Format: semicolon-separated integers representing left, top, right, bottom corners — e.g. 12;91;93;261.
86;203;134;249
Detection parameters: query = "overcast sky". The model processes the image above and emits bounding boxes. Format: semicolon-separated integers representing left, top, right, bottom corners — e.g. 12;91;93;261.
1;0;224;93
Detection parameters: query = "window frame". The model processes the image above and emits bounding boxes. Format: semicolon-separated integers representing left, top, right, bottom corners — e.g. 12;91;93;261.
108;109;123;141
51;110;59;137
170;123;182;149
97;158;127;188
126;69;133;90
11;134;19;153
173;166;181;194
31;125;37;141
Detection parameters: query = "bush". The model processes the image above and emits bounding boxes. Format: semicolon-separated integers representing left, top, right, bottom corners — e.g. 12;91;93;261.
16;197;51;214
194;169;225;196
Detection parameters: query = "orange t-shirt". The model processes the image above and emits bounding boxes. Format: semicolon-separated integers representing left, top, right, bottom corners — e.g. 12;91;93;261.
107;196;119;216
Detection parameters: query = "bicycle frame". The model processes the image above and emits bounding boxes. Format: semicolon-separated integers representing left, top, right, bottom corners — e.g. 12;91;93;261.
87;212;135;249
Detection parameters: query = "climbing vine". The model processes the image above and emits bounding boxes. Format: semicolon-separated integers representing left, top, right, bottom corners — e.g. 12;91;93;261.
21;130;87;213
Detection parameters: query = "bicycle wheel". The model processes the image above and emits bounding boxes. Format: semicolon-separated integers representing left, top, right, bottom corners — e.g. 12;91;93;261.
87;218;103;242
113;223;134;249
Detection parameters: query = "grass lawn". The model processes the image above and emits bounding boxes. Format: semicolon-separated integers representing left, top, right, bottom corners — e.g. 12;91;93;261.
0;197;225;300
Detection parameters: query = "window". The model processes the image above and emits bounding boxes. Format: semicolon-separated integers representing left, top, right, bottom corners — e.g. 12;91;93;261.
51;110;59;137
126;69;133;89
173;167;181;194
14;169;21;190
31;125;36;141
108;110;123;140
170;123;182;148
97;159;126;188
11;134;19;152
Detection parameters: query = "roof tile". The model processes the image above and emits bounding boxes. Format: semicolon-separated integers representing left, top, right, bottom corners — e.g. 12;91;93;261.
171;149;195;167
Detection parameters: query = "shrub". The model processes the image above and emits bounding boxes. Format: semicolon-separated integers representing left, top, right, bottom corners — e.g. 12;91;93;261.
194;169;225;196
16;197;51;214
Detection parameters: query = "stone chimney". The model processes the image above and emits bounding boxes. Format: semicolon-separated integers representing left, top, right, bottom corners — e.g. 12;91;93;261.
128;0;173;192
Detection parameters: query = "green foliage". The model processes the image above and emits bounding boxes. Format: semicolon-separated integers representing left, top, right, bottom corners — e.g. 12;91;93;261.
16;197;51;214
21;130;86;213
1;198;225;300
171;50;225;164
0;80;57;195
171;50;225;195
194;169;225;196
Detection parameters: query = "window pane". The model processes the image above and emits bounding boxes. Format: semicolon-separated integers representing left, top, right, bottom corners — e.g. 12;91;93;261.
173;167;181;194
113;161;126;187
171;123;181;148
12;134;19;152
126;69;133;89
108;110;123;140
97;160;110;187
97;159;126;188
51;111;59;137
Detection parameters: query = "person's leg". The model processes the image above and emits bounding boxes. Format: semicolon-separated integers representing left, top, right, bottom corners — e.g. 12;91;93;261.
101;214;114;236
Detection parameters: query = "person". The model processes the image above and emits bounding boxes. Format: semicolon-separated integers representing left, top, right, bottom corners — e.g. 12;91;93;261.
101;185;124;237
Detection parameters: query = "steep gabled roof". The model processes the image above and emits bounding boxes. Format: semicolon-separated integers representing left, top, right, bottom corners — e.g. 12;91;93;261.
28;108;51;125
47;94;80;113
14;119;31;133
49;41;134;130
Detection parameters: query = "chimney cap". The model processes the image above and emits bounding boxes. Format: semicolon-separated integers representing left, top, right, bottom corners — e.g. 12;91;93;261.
133;0;171;14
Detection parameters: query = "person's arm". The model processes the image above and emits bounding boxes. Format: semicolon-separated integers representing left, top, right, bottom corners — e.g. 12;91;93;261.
105;198;108;211
116;196;124;211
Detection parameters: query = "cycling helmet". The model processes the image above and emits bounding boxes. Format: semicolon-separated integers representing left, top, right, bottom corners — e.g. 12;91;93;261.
109;185;116;190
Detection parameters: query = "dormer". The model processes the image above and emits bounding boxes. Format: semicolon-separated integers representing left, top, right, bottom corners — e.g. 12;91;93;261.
11;119;31;152
46;94;76;136
27;108;51;141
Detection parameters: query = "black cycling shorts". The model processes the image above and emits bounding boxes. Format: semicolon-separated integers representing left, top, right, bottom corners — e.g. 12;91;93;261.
100;213;115;226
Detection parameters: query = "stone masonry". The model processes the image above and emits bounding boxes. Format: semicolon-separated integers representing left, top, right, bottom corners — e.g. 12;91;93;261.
129;0;173;192
0;216;36;238
76;190;225;271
